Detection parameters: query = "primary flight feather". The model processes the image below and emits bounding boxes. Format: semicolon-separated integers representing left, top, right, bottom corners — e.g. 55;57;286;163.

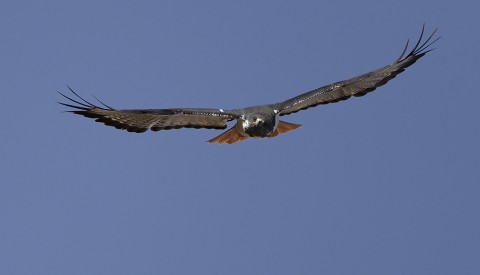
59;25;439;144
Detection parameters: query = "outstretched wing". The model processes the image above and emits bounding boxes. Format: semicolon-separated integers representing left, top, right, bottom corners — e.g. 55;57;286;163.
58;87;239;133
274;25;439;116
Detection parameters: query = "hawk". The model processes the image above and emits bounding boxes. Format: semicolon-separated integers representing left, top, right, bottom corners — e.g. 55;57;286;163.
59;26;438;144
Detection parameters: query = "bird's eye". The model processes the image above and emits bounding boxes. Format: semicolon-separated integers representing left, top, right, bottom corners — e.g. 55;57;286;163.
252;117;257;121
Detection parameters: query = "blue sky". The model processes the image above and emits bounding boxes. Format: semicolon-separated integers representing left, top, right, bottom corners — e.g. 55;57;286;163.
1;1;479;274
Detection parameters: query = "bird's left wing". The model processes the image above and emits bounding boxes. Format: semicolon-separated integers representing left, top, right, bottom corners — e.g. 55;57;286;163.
58;88;239;133
274;25;439;116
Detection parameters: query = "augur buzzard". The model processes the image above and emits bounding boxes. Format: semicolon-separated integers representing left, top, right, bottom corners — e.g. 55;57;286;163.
59;26;439;144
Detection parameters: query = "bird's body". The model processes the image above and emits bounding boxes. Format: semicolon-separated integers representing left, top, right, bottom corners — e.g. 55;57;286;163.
236;105;280;138
59;26;439;144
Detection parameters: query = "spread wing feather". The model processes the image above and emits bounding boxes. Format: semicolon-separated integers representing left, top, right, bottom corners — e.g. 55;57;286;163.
58;87;239;133
275;25;440;116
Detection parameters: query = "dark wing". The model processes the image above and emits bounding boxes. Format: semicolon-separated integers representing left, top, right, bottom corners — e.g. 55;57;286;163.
58;87;239;133
274;25;439;116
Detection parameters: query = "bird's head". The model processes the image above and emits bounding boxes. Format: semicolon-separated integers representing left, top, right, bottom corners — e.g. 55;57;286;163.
245;112;267;126
242;112;276;137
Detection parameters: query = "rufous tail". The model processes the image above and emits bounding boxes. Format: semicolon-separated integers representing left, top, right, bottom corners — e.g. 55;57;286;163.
268;121;302;138
207;125;248;144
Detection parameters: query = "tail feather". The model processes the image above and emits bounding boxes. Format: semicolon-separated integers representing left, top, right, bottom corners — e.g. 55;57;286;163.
269;121;302;138
207;125;248;144
208;120;301;144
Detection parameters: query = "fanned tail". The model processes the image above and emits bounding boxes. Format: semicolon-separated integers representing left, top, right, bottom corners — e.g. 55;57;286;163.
208;125;248;144
269;121;302;138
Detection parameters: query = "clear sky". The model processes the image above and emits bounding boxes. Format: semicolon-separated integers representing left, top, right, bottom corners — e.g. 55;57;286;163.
1;1;479;274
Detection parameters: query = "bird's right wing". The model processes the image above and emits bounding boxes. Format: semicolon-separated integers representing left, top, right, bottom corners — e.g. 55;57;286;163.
58;88;240;133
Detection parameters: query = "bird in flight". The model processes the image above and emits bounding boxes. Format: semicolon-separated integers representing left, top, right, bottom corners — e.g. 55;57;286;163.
59;26;438;144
